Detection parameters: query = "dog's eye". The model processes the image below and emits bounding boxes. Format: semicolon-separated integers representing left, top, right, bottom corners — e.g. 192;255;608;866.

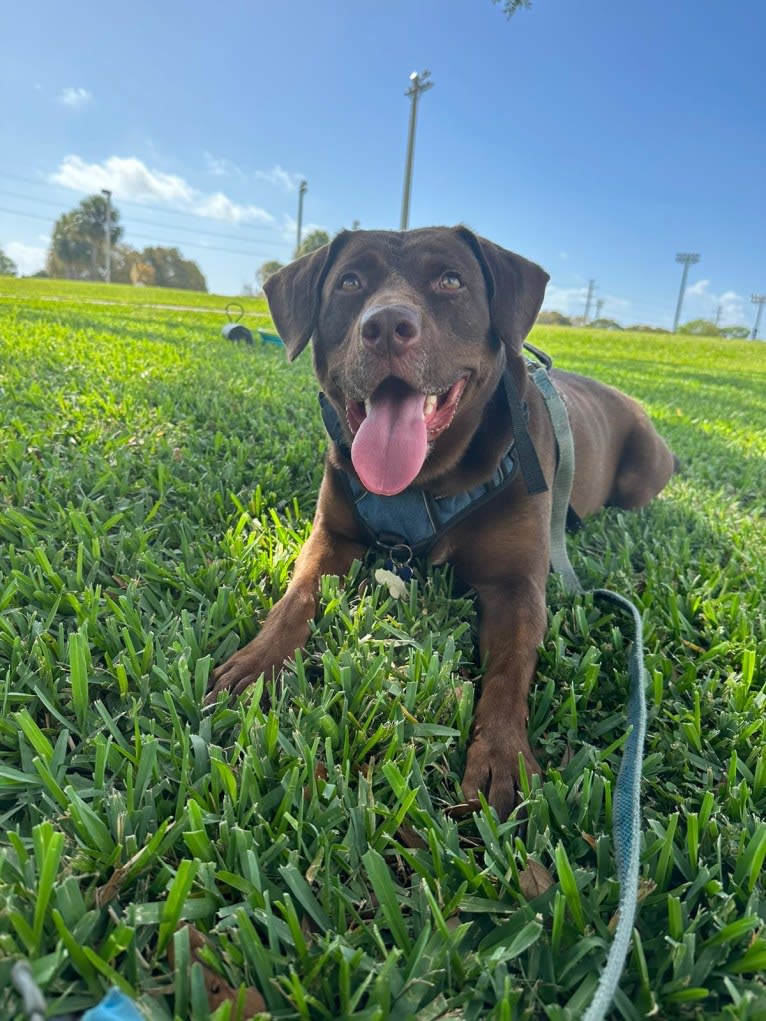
439;271;463;291
337;272;362;291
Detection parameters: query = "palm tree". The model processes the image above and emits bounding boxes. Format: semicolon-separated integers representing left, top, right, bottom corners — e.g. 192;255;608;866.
48;212;92;278
73;195;123;279
47;195;123;280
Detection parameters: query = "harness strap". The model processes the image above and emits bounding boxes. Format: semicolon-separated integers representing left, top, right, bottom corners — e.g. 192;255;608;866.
319;392;352;458
528;364;581;593
502;366;548;495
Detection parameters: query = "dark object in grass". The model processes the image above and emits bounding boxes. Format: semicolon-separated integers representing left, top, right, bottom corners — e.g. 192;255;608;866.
221;301;254;344
208;227;677;820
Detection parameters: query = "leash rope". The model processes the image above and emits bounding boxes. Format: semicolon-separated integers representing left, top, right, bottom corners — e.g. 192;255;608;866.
532;362;648;1021
583;590;647;1021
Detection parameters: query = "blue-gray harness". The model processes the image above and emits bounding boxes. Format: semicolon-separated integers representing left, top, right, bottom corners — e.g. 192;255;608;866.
319;352;556;559
321;351;648;1021
319;393;520;558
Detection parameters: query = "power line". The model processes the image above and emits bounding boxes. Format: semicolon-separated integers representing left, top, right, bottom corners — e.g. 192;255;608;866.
0;205;56;223
0;187;285;247
0;169;285;239
0;206;275;258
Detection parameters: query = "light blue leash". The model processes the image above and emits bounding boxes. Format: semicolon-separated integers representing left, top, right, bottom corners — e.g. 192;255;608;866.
531;364;647;1020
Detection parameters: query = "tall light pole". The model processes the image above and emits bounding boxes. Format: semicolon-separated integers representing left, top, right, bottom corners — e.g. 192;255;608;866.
751;294;766;340
295;180;308;256
583;279;595;324
101;189;112;283
672;252;700;333
400;70;433;231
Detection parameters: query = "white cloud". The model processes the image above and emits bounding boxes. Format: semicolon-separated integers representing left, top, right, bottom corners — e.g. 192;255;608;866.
49;155;274;224
542;283;589;316
542;275;746;330
52;155;194;204
686;278;710;298
543;283;632;321
57;87;92;109
683;279;747;325
203;152;245;180
5;241;47;276
256;165;305;192
194;191;272;224
718;290;747;323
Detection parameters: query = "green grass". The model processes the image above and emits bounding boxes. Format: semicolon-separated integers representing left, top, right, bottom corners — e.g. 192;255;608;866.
0;274;270;315
0;284;765;1020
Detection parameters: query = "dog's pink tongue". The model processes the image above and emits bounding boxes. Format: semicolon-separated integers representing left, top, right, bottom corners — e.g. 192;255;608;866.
351;385;427;496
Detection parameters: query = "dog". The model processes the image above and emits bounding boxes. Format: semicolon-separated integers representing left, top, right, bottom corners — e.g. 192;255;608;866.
208;226;676;819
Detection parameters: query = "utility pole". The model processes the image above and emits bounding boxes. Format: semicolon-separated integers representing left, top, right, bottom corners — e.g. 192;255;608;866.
101;189;112;283
400;70;433;231
672;252;700;333
583;279;595;323
714;303;723;328
752;294;766;340
595;299;604;320
295;180;308;256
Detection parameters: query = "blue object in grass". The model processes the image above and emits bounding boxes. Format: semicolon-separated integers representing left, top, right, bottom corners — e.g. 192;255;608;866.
81;988;145;1021
257;328;283;346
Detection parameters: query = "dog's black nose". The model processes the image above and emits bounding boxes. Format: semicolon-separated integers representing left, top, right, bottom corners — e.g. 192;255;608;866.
360;303;421;354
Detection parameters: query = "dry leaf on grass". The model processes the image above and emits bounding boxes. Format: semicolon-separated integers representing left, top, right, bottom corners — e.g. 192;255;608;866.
518;859;555;898
168;925;266;1017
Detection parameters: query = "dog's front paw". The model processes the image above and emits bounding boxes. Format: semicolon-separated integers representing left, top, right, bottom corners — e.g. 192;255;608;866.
205;638;280;706
461;726;542;820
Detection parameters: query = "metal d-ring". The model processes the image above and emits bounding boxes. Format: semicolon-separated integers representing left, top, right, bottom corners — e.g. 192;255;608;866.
225;301;245;323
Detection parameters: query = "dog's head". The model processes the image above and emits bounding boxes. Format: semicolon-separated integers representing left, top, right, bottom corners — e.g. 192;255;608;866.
264;226;549;495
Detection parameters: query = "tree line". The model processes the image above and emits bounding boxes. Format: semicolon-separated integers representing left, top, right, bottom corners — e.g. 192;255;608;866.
0;215;756;336
537;310;751;338
4;194;208;291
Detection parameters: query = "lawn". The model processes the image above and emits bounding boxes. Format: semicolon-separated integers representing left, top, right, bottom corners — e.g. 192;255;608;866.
0;280;765;1020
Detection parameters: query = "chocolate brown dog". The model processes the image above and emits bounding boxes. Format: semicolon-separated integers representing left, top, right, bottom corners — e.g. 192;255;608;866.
209;226;676;818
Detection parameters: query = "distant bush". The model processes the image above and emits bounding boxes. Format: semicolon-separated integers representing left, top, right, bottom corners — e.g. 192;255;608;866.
678;319;721;337
588;318;623;331
0;246;17;276
720;325;751;339
537;310;572;326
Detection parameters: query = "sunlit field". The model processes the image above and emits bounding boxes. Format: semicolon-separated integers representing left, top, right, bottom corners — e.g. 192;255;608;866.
1;278;765;1019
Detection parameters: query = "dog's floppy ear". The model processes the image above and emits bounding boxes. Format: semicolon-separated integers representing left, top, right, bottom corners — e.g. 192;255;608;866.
456;226;549;351
263;231;350;361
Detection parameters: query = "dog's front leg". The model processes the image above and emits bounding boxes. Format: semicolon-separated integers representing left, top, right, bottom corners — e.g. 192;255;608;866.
461;574;548;819
207;473;365;702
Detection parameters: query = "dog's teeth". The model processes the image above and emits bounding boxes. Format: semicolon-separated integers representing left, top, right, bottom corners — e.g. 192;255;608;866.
424;395;438;417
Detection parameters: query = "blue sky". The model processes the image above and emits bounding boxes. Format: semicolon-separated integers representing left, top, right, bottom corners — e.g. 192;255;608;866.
1;0;764;329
